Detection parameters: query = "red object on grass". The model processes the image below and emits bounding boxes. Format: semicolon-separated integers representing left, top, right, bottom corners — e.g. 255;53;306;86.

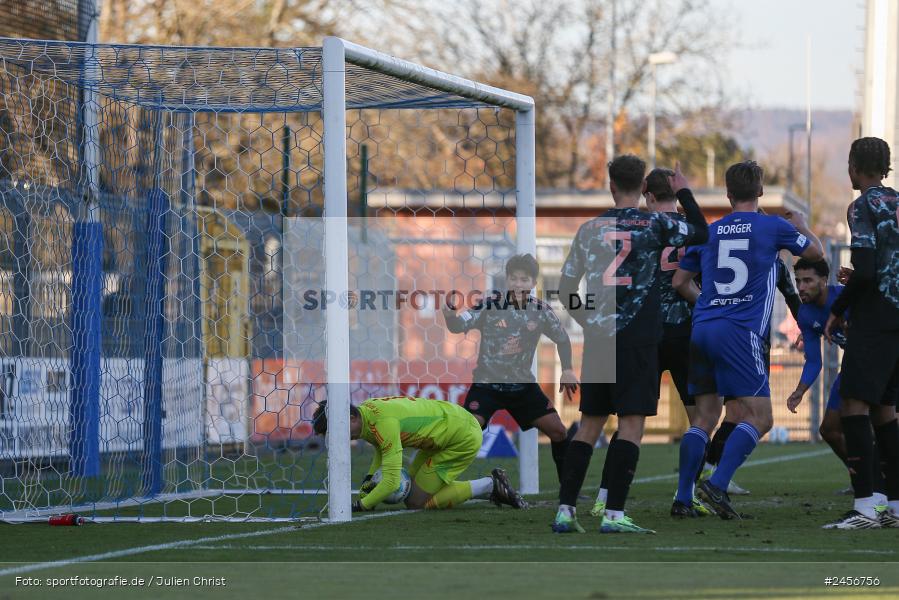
48;514;84;526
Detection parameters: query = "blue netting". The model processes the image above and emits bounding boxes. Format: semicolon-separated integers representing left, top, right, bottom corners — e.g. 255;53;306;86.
0;1;95;43
0;34;516;521
0;37;490;113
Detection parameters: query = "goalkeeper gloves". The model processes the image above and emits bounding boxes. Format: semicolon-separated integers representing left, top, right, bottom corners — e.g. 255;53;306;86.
359;475;376;498
352;499;372;513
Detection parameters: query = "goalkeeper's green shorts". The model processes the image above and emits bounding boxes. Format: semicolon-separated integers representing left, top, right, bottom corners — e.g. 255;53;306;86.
408;415;482;495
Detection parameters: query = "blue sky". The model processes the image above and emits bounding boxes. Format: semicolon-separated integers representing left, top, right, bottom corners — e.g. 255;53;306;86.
720;0;865;110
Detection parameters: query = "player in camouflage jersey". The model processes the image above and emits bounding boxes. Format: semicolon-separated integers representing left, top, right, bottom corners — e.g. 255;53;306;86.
552;156;708;534
646;168;714;513
590;167;712;518
823;137;899;529
443;254;579;485
647;168;698;413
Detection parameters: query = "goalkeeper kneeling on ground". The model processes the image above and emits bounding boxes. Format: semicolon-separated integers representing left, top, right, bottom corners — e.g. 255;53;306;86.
313;396;528;512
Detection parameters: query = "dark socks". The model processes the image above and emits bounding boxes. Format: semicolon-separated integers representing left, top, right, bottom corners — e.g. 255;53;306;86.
599;431;619;491
559;440;593;507
551;439;570;485
708;420;736;466
842;415;875;499
604;438;640;512
694;441;710;484
874;419;899;500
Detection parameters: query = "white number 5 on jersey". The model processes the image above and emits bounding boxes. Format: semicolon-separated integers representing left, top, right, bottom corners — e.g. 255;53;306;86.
714;239;749;295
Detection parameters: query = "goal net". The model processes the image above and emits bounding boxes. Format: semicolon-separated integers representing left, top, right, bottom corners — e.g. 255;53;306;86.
0;0;97;42
0;36;538;523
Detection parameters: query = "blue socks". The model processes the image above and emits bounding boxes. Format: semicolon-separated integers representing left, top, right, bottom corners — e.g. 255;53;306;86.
709;422;760;491
676;427;709;504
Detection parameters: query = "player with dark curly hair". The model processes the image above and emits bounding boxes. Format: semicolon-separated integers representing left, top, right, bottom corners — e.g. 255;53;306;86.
823;137;899;529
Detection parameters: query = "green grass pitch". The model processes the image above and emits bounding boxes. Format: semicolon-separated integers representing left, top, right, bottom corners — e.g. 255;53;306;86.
1;443;897;599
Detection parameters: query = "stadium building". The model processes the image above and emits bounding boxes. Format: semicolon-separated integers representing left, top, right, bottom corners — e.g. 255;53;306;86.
368;186;810;440
862;0;899;187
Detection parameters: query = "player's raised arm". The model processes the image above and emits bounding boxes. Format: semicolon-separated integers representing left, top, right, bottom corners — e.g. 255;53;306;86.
668;161;709;246
776;258;801;320
441;301;484;334
784;210;824;260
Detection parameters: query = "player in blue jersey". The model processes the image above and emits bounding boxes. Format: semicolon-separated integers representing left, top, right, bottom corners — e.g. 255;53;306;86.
786;258;890;506
786;258;847;454
823;138;899;529
672;160;823;519
698;252;801;498
669;208;802;501
552;156;708;534
788;259;855;486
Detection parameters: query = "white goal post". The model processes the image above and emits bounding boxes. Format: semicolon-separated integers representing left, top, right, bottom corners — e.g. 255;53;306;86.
321;37;538;522
0;33;538;524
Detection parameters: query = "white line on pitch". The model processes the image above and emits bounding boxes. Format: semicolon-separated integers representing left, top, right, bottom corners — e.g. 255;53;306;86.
529;448;833;492
0;447;832;576
0;511;410;578
632;449;832;484
185;543;893;556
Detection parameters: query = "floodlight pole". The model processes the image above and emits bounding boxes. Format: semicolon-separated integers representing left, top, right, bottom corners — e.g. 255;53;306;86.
787;124;804;192
805;34;813;224
605;0;616;162
647;52;677;170
322;37;352;523
516;107;539;495
648;64;657;170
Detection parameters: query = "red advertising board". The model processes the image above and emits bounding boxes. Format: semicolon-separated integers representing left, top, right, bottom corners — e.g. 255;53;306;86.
248;359;519;444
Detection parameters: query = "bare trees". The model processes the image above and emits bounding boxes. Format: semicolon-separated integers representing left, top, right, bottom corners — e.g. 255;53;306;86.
93;0;733;199
99;0;385;47
387;0;730;188
97;1;398;213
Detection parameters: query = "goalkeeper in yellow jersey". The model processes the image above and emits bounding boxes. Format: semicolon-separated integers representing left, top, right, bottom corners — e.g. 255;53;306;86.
312;396;527;512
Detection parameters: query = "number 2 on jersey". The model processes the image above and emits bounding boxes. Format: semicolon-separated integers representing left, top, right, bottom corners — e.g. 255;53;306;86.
602;231;633;286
